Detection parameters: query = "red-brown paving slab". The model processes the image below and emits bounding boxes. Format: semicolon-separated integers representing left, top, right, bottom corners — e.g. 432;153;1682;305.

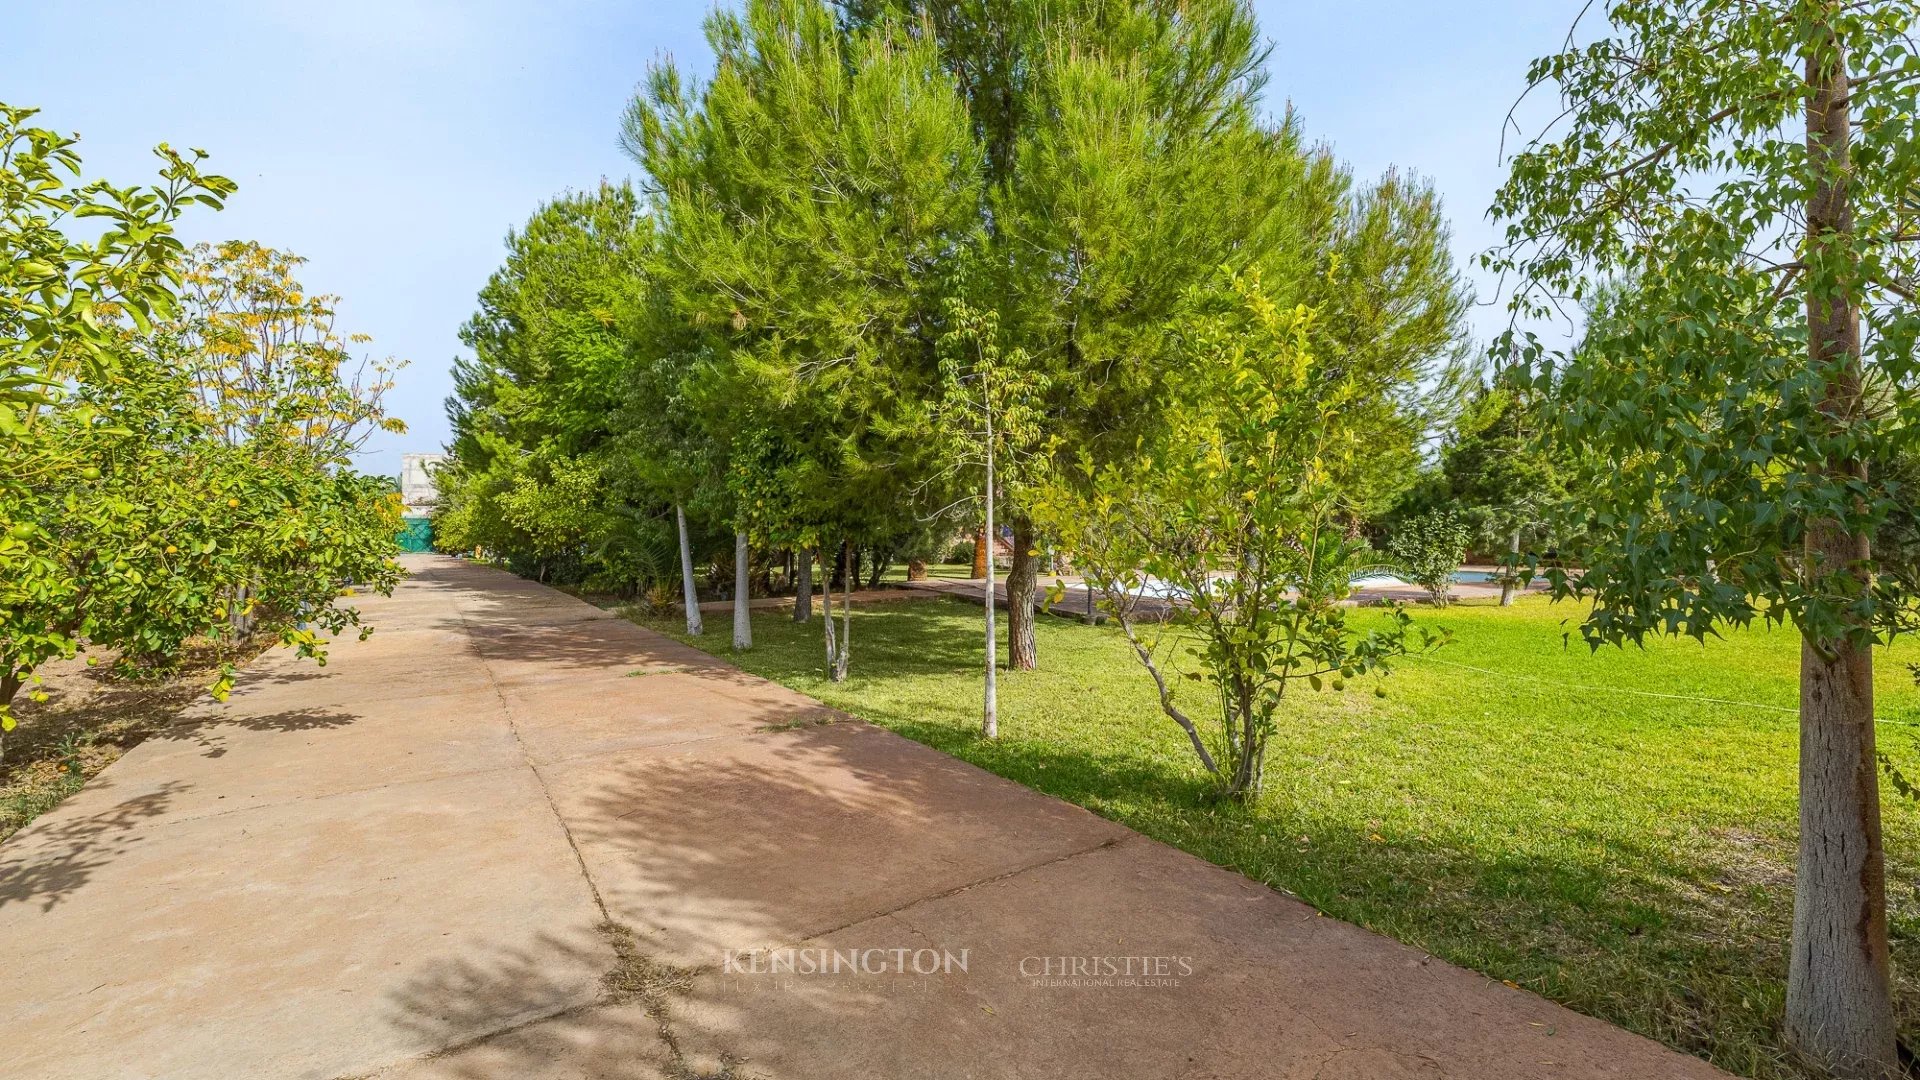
0;555;1732;1080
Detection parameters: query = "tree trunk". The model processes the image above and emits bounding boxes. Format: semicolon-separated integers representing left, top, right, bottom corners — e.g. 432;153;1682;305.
851;548;863;593
1784;26;1898;1078
1007;518;1038;670
971;525;989;579
833;572;852;682
0;671;19;770
1220;677;1262;801
906;557;927;582
732;529;752;652
794;546;813;622
676;504;703;636
229;583;257;638
867;549;888;589
820;544;852;682
983;441;997;738
1499;530;1520;606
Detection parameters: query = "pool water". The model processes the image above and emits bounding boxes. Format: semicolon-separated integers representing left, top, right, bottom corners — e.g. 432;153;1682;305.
1133;569;1509;597
1350;569;1502;589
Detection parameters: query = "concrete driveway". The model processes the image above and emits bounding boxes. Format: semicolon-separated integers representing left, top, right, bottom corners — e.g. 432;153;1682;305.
0;555;1728;1079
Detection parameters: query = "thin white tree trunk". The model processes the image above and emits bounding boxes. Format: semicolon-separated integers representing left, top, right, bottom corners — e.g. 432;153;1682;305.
676;504;702;636
821;548;837;672
983;403;998;740
733;529;752;651
820;543;852;682
834;571;852;682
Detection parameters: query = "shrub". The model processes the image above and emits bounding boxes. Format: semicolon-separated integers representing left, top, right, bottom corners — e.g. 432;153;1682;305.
1389;512;1471;607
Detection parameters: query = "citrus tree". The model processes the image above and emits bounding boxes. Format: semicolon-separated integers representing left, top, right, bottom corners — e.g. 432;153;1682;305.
1035;271;1440;801
1;104;236;730
2;107;402;739
163;241;404;648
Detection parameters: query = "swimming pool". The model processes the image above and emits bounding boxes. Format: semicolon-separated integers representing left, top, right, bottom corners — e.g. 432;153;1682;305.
1129;568;1508;597
1349;569;1503;589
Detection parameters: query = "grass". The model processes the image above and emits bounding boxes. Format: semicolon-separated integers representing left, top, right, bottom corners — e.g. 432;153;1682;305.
878;562;979;583
628;592;1920;1080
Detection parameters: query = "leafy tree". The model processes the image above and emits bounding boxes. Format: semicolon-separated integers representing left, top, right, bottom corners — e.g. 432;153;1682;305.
2;107;401;743
2;104;236;729
937;298;1053;736
497;455;607;582
611;274;722;633
168;241;406;635
1;103;235;413
847;0;1469;673
1489;3;1920;1071
1034;270;1437;801
1387;511;1471;608
7;354;238;723
175;242;405;453
440;185;679;595
1388;382;1574;604
625;0;981;676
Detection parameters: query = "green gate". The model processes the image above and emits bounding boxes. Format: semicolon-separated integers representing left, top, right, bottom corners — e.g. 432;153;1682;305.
397;516;434;553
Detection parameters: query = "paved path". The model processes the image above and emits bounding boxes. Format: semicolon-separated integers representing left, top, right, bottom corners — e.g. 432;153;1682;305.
0;555;1727;1080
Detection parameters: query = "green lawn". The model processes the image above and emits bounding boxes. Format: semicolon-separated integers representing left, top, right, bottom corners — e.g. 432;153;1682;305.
876;561;978;583
627;593;1920;1079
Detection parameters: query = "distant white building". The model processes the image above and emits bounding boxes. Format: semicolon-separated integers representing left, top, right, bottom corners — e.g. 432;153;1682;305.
399;453;448;517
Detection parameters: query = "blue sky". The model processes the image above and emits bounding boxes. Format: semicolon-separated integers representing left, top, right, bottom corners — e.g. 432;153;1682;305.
7;1;1582;478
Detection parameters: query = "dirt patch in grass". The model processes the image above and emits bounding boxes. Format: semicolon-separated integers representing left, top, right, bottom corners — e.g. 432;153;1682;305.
0;640;269;843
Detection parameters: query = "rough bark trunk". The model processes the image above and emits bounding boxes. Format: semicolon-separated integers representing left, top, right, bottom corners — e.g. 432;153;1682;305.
867;549;888;589
971;525;989;580
1499;530;1521;607
1784;26;1898;1078
794;546;813;623
1007;518;1039;671
676;504;703;636
732;529;752;652
906;558;927;582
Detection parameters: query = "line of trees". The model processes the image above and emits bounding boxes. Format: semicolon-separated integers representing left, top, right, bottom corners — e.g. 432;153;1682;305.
437;0;1470;698
1;103;408;745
